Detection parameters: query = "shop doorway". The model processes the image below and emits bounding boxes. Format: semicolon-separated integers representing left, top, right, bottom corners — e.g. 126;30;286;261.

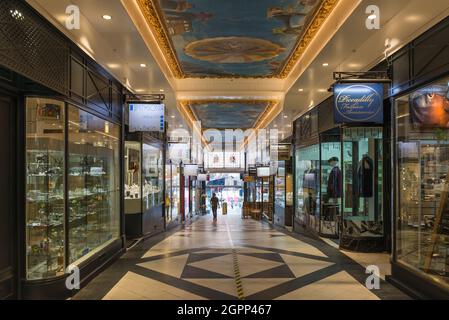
0;94;16;299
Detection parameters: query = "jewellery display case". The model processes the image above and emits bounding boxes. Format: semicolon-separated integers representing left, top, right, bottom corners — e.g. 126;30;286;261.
124;132;164;238
67;106;120;264
25;98;121;280
125;141;141;215
26;98;65;280
142;143;163;211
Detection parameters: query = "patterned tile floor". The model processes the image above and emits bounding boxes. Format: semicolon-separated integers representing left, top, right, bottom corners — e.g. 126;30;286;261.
74;213;410;300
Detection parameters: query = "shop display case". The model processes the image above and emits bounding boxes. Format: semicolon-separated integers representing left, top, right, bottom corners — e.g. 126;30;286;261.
26;98;65;280
25;98;121;280
124;133;164;238
67;106;120;264
142;143;163;211
395;79;449;289
125;141;141;214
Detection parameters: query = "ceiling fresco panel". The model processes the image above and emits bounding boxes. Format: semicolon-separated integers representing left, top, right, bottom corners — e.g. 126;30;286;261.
184;100;276;129
138;0;338;78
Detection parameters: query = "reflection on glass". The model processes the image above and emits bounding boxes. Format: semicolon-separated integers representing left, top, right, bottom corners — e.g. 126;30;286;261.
286;173;293;207
295;145;320;232
143;144;163;210
26;98;65;280
125;141;141;200
125;141;141;214
165;163;180;222
68;106;120;264
320;140;342;237
276;162;286;208
342;128;383;238
396;78;449;288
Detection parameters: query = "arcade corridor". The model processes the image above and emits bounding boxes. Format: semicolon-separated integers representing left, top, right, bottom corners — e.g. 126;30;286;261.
3;0;449;303
74;214;408;300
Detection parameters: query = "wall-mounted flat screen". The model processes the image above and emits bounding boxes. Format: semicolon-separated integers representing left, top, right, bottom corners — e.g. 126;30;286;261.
129;103;165;132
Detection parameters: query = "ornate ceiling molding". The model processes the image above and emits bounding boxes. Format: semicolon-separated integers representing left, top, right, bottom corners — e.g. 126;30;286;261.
136;0;340;80
137;0;185;79
279;0;340;78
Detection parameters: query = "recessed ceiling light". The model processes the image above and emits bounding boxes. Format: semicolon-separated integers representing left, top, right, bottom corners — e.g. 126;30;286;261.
140;63;147;68
318;89;327;93
274;124;278;128
368;14;377;20
160;89;165;92
102;15;112;20
322;63;329;67
171;115;175;119
179;124;183;128
283;115;288;119
298;88;304;92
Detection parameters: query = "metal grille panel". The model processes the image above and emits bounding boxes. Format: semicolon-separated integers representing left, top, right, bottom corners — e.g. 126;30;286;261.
0;0;69;94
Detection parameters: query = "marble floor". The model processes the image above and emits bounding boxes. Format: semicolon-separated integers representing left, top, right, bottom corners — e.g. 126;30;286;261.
74;213;409;300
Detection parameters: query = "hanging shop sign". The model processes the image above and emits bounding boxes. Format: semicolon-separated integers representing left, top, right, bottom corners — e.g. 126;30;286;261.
129;103;165;132
184;164;199;176
334;83;383;124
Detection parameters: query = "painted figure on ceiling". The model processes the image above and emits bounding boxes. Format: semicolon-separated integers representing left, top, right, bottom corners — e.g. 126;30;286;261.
159;0;195;12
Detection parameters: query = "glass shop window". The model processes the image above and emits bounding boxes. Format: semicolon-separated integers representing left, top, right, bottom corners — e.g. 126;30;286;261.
142;143;163;210
396;77;449;288
342;127;383;239
295;144;320;232
25;98;65;280
320;139;342;238
68;105;120;264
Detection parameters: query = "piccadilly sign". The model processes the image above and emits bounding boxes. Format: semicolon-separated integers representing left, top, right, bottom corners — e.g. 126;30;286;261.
334;83;383;124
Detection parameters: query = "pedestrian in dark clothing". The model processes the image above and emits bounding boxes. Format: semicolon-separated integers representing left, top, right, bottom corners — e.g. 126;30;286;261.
210;193;219;221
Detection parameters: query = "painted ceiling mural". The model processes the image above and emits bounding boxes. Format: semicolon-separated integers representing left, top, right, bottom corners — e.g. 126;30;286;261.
186;101;274;129
138;0;337;78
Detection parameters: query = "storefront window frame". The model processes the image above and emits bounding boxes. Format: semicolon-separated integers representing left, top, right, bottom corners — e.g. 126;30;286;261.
393;77;449;291
24;96;123;280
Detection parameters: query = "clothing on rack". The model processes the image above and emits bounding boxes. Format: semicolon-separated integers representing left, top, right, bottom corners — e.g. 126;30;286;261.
327;166;342;198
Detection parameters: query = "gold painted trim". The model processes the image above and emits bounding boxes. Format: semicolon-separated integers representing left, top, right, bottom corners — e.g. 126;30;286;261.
136;0;340;79
278;0;340;78
137;0;185;78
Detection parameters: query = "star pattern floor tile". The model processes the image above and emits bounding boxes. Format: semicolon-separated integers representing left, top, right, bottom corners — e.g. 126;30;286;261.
73;213;410;300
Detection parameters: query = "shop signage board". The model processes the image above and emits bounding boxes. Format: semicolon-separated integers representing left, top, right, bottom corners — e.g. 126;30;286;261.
334;83;383;124
184;164;198;176
129;103;165;132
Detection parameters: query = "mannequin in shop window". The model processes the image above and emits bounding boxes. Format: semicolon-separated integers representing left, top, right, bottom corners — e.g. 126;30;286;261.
356;154;374;216
327;157;342;202
303;162;319;216
357;154;374;198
